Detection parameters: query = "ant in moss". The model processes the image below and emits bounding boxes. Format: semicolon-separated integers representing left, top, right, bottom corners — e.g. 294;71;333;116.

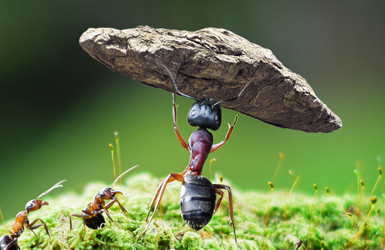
69;165;138;231
141;65;254;246
0;180;66;250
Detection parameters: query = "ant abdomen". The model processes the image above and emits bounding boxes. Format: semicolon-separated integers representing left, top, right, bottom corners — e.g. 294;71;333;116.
0;235;17;250
180;175;216;231
83;211;106;229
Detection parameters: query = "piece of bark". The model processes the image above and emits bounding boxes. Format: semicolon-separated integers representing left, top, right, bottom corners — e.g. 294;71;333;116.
79;26;342;133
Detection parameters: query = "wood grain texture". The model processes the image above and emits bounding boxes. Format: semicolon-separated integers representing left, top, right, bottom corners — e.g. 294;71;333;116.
79;26;342;133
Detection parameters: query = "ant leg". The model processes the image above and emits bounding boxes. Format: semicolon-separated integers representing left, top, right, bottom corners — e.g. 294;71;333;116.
105;198;130;219
141;173;184;236
213;184;239;248
173;93;189;151
26;218;50;237
213;189;224;214
69;214;83;230
210;113;241;153
145;172;184;221
101;209;116;227
71;210;92;231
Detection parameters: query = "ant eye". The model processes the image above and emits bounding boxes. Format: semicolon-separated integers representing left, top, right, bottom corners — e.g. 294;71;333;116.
190;109;196;117
214;115;219;121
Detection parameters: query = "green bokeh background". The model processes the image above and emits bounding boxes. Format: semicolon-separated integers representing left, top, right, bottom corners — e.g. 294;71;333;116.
1;1;384;220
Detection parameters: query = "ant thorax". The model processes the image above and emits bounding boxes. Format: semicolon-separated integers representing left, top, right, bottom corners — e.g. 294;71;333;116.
187;128;214;174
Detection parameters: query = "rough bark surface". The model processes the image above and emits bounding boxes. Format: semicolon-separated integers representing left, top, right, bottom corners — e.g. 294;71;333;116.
79;26;342;133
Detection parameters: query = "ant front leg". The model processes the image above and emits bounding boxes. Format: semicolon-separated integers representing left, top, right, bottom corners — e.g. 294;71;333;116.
105;198;130;219
211;113;241;153
172;93;189;151
26;218;50;237
213;184;239;248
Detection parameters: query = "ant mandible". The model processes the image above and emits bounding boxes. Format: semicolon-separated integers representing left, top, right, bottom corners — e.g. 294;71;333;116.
0;180;66;250
142;65;254;246
70;165;138;231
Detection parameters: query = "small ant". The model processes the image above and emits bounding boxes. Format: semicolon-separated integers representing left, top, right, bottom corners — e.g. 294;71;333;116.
141;65;254;246
70;165;138;230
0;180;66;250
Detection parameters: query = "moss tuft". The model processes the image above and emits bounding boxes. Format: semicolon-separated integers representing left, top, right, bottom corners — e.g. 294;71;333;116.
0;173;384;249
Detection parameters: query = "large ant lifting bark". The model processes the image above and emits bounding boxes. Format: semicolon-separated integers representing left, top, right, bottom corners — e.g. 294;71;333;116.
141;65;254;246
0;180;66;250
70;165;138;231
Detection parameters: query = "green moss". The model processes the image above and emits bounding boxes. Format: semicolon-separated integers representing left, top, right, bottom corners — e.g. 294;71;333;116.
0;173;384;249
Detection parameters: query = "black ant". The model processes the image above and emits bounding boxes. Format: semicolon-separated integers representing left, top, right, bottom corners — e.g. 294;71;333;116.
69;165;138;230
141;65;254;246
0;180;66;250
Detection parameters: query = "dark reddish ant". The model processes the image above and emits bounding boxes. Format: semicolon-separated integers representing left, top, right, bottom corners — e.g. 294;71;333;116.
141;65;254;246
70;165;138;230
0;180;66;250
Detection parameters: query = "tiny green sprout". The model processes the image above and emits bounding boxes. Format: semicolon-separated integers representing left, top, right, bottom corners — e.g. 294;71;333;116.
354;169;359;177
360;180;365;188
264;182;274;229
219;175;223;183
313;184;318;192
114;131;122;183
376;207;380;215
378;155;383;168
273;152;284;183
346;212;353;217
109;143;117;181
378;167;382;176
325;187;330;195
209;158;216;180
370;196;377;205
0;205;5;225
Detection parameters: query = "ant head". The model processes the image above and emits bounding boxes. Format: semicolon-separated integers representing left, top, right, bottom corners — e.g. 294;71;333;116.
161;64;255;131
188;98;222;130
100;187;125;199
25;199;48;213
100;187;113;199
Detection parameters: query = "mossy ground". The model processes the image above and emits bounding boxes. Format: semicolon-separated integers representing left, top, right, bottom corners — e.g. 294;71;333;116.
0;173;383;249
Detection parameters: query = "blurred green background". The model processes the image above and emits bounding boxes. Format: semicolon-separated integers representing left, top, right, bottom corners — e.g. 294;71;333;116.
1;1;384;220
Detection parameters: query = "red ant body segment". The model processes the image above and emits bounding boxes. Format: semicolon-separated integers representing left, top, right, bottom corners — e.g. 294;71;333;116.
142;65;254;247
0;180;66;250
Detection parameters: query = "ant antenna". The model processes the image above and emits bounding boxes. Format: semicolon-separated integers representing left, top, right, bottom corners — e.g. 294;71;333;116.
111;165;139;187
161;64;197;101
36;180;67;200
213;77;255;107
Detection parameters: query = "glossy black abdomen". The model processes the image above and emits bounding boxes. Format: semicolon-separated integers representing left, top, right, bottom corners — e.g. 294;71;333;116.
83;211;106;229
0;235;18;250
180;175;216;231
